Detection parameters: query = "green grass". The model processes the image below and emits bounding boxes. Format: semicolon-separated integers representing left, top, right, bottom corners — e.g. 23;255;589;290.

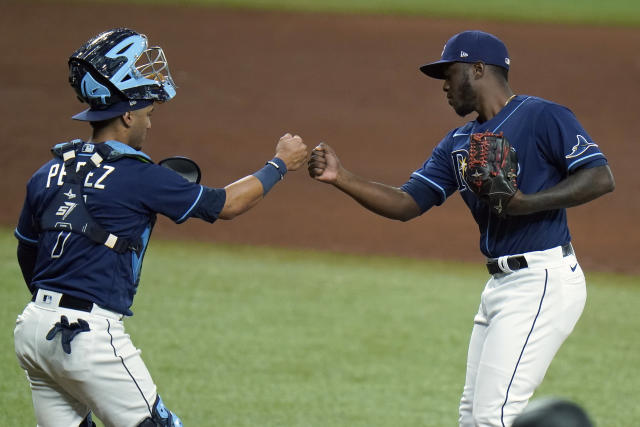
62;0;640;27
2;228;639;425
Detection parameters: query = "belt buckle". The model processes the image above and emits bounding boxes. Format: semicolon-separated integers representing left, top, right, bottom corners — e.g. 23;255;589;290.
486;255;528;275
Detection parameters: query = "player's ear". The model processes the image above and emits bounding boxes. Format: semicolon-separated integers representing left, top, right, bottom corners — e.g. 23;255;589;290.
120;112;133;128
472;62;485;79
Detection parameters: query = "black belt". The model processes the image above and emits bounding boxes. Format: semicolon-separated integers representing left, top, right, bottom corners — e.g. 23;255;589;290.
486;243;574;275
31;290;94;312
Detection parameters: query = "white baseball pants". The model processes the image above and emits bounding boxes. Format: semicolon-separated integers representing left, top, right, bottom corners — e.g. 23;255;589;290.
458;245;586;427
14;289;159;427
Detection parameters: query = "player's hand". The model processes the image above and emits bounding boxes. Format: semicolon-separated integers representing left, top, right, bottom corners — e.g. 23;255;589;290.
308;142;341;184
275;133;308;171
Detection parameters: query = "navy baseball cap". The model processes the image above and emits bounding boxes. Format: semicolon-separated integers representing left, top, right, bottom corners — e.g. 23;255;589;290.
420;31;510;79
72;99;153;121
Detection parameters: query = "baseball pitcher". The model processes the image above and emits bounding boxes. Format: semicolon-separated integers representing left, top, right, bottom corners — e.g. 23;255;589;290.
308;31;614;426
14;28;307;426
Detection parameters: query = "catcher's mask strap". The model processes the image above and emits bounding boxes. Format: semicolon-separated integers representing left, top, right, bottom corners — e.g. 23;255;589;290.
159;156;201;184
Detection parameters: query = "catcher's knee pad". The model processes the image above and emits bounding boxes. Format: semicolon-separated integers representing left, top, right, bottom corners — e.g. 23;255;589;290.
137;395;183;427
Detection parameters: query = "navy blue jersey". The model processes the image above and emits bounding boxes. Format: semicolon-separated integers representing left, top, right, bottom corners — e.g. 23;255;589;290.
15;140;225;315
401;96;608;258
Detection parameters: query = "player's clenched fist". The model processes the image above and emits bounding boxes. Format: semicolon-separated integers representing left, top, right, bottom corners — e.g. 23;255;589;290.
275;133;308;171
308;142;341;183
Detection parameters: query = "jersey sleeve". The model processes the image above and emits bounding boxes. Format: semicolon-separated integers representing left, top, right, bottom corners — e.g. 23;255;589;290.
189;186;227;223
15;193;39;245
14;165;51;245
137;164;218;224
400;133;460;213
536;103;607;174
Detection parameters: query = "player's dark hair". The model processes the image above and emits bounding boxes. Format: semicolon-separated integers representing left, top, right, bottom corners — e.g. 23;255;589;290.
89;116;120;131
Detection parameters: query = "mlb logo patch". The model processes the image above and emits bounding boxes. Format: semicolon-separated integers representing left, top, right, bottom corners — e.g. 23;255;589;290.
42;295;53;304
82;143;95;153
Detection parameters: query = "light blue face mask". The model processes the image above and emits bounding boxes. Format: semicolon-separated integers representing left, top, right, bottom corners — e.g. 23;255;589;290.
104;34;177;101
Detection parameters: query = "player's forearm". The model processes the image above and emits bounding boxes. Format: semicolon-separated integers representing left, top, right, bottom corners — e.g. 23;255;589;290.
219;157;291;220
219;176;264;220
508;165;615;215
333;169;420;221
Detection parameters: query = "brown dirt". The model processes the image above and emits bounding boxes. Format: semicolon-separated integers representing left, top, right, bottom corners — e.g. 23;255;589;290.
1;2;638;274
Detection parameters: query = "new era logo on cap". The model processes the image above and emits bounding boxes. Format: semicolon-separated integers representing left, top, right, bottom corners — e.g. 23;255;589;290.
420;30;510;79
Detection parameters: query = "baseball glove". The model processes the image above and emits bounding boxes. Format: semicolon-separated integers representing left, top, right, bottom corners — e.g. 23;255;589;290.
464;131;518;216
159;156;202;184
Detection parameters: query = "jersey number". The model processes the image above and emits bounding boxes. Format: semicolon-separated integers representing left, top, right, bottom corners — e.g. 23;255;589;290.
51;231;71;258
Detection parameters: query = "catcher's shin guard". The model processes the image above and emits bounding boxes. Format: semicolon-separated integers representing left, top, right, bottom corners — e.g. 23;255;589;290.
137;395;183;427
79;413;96;427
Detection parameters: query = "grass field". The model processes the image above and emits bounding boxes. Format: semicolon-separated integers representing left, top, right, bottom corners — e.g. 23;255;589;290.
1;228;638;426
70;0;640;27
4;0;639;425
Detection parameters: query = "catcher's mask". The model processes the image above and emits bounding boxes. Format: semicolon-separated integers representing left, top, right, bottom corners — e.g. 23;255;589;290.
69;28;176;121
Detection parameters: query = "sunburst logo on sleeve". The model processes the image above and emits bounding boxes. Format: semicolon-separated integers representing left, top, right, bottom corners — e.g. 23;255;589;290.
459;156;468;175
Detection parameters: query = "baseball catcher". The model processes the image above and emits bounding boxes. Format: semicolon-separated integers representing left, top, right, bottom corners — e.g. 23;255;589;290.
464;131;518;216
13;27;307;426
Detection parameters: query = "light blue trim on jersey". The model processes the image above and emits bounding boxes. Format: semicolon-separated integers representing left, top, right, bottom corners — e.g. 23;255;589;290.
176;185;204;223
484;213;493;256
132;224;153;286
491;96;532;132
453;131;471;138
104;141;152;162
52;139;84;152
15;228;38;244
411;172;447;203
52;140;153;162
567;153;606;171
481;97;533;256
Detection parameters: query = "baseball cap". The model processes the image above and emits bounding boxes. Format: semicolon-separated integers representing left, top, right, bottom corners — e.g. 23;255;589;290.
420;30;510;79
71;99;154;121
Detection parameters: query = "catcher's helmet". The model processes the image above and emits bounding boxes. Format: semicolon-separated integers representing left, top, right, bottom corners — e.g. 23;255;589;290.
512;397;593;427
69;28;176;118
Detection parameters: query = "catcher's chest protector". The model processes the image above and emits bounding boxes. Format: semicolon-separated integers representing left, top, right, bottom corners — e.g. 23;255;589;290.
39;141;147;253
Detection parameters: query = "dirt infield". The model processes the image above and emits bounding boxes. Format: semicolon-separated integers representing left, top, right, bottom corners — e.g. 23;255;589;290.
1;2;638;274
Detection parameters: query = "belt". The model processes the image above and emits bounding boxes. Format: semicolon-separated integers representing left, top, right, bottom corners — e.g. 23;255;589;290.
31;290;94;312
486;243;574;275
